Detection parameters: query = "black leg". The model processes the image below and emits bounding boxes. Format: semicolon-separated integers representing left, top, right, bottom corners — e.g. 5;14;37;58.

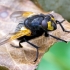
56;20;70;33
24;38;39;62
10;40;24;48
11;38;39;62
45;32;67;43
19;40;24;48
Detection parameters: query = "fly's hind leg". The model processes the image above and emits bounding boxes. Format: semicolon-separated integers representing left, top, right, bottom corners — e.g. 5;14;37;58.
10;40;24;48
11;38;39;62
23;38;39;62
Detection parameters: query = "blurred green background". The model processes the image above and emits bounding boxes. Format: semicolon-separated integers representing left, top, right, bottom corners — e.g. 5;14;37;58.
32;0;70;21
37;42;70;70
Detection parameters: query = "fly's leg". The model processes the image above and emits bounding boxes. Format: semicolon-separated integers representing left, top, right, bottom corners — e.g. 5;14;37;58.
11;38;39;62
56;20;70;33
23;38;39;62
45;32;67;43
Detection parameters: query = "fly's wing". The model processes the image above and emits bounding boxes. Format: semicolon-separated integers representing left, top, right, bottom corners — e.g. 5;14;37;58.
10;11;37;32
0;11;36;45
0;27;31;45
10;27;31;41
0;34;11;45
10;11;37;23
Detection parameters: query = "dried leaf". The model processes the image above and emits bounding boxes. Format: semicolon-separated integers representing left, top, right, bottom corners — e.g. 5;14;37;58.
0;0;70;70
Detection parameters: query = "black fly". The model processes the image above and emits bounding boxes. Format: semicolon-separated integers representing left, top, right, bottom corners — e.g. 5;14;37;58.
0;11;70;62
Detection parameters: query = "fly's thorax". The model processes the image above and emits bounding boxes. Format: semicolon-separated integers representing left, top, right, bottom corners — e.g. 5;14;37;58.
24;14;44;30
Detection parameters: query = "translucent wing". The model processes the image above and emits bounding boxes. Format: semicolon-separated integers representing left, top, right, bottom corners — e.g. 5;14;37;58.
10;11;37;32
10;11;37;23
0;27;31;45
0;11;36;45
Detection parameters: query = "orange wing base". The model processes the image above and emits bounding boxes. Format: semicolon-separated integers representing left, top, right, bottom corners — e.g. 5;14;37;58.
10;28;31;41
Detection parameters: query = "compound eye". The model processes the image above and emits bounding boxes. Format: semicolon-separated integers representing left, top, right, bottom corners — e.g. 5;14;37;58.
41;19;47;29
